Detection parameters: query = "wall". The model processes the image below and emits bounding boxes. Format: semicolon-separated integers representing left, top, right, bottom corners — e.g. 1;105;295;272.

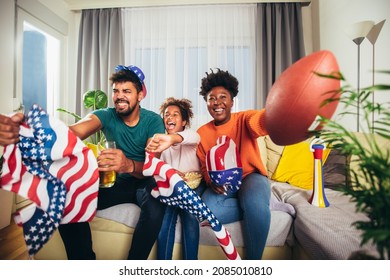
313;0;390;131
0;0;16;117
0;0;15;230
63;0;311;10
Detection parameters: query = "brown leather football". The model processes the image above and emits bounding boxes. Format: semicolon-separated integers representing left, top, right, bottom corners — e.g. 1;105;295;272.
264;50;341;145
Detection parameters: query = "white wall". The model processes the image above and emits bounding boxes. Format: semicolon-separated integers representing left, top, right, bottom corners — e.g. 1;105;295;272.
0;0;16;115
314;0;390;131
0;0;17;230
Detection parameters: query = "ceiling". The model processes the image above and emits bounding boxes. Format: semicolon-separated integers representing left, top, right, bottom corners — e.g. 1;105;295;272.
63;0;310;10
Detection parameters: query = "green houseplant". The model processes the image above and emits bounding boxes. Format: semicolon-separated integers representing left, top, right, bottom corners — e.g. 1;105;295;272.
57;89;108;145
315;70;390;260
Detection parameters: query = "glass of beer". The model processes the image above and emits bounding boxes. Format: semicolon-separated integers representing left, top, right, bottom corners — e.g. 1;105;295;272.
98;140;116;188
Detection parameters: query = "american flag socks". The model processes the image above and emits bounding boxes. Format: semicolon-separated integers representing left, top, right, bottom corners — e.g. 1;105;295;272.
143;152;241;260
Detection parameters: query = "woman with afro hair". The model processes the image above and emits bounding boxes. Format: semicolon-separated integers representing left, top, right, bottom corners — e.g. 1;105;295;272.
196;68;271;260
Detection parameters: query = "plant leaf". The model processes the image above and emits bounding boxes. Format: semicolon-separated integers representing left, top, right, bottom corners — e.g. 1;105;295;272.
83;90;108;110
56;108;82;122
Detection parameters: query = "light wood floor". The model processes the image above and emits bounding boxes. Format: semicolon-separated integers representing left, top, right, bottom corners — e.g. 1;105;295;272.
0;220;29;260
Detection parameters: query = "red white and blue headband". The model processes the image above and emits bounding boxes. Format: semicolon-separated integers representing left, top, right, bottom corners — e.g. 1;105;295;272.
114;65;147;97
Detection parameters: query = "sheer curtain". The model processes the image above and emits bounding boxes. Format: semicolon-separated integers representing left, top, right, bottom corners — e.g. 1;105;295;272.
121;4;257;129
75;4;305;129
76;8;123;117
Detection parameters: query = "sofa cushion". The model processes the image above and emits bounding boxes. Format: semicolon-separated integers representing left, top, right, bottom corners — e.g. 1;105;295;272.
271;139;330;190
257;136;269;173
198;210;293;247
264;136;285;178
96;203;140;231
271;180;378;259
96;201;294;248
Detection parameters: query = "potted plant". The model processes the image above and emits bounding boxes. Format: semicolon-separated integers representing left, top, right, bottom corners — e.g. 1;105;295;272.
315;71;390;260
57;89;108;147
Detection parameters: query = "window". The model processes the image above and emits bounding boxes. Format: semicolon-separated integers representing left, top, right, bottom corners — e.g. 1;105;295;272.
15;8;63;117
13;6;64;210
122;4;256;129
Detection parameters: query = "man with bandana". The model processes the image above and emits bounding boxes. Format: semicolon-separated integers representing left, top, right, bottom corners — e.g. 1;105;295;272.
0;65;166;260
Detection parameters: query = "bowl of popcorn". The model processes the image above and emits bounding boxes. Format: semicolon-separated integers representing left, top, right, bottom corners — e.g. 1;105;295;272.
184;171;202;189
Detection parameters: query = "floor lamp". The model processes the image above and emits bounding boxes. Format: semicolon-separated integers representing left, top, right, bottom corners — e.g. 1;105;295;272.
345;20;375;132
366;19;386;132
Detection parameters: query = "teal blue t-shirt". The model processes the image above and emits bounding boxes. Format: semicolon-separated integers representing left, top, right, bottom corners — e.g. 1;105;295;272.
93;107;164;162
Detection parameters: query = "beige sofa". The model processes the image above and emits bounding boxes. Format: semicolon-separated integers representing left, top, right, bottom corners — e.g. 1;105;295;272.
34;133;384;260
35;135;294;260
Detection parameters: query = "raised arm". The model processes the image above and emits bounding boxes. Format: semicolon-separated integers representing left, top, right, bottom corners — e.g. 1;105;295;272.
145;129;200;154
68;113;102;140
145;133;183;154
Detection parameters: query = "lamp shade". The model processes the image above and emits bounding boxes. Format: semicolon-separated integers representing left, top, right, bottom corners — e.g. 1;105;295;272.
367;19;386;45
345;20;375;44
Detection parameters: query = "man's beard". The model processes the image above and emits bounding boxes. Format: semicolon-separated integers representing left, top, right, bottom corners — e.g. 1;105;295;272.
115;100;136;116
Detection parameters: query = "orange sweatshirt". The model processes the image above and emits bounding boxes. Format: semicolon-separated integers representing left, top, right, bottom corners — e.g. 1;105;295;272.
196;109;268;186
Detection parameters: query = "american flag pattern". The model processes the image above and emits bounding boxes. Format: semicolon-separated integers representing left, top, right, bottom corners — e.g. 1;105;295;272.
114;65;147;97
206;136;243;193
143;152;241;260
0;104;99;256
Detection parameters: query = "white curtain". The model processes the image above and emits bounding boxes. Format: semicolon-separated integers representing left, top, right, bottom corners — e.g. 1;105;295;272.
122;4;257;129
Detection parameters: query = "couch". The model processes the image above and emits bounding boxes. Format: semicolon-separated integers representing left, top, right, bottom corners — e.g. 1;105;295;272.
34;133;383;260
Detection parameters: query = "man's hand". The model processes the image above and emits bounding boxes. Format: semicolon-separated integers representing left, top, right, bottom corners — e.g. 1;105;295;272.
97;147;146;179
0;113;24;146
97;147;132;173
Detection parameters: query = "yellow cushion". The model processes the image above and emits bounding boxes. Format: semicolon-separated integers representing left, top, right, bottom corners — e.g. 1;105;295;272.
272;139;331;190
